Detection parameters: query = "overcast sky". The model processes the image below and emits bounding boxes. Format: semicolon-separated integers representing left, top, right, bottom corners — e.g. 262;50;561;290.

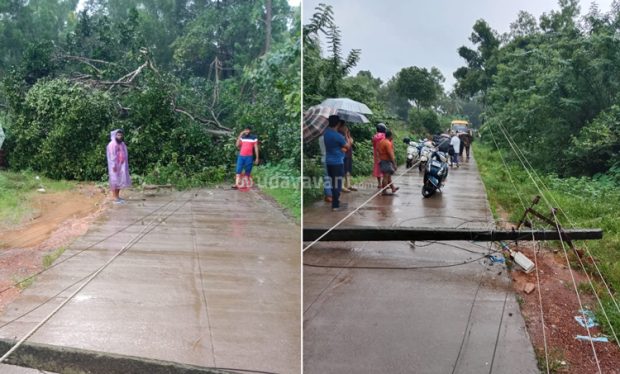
76;0;301;12
303;0;614;90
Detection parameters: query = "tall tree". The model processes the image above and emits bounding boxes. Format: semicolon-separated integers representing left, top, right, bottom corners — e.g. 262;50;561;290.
264;0;272;54
453;19;500;99
394;66;443;109
302;3;360;104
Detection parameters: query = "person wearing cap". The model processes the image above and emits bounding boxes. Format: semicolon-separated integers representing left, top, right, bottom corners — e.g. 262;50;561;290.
106;129;132;204
324;115;351;211
234;125;259;189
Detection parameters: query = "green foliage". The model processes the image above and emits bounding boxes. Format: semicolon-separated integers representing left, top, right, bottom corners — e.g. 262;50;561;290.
453;19;500;98
454;1;620;178
0;0;78;74
377;76;410;120
1;0;299;194
253;161;301;220
43;247;66;269
302;154;324;206
408;108;441;136
476;143;620;340
173;0;292;78
303;3;360;105
6;79;113;180
394;66;443;109
569;105;620;174
302;5;411;205
239;38;302;166
351;140;373;177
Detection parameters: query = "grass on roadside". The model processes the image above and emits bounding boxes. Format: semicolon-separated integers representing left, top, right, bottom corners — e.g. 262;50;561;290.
12;275;35;290
9;246;67;292
0;170;75;227
43;247;66;269
475;142;620;342
252;162;301;221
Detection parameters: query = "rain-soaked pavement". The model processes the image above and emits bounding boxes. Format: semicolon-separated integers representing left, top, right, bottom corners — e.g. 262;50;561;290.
0;188;300;373
303;153;539;374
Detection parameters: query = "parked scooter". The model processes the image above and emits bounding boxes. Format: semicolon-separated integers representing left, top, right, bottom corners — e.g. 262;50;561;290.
418;139;434;172
403;138;419;168
422;151;449;198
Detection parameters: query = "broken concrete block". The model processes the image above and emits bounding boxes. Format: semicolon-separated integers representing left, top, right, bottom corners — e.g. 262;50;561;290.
523;283;536;294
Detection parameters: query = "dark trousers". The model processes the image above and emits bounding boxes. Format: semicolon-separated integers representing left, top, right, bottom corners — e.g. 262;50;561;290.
327;163;344;208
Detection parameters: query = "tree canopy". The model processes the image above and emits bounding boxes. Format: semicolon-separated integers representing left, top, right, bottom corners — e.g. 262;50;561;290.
454;0;620;178
0;0;300;185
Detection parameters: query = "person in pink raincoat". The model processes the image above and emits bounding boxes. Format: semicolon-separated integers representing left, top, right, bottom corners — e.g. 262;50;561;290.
372;123;387;189
106;129;131;204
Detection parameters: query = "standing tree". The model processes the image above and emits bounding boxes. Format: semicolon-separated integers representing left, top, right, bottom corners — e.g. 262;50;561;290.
394;66;443;109
302;3;360;105
453;19;500;99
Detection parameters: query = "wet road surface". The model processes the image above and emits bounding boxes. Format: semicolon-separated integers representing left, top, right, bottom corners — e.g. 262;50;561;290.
0;188;300;373
303;153;538;374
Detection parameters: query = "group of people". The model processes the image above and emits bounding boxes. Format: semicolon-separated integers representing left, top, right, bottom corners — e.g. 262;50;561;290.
320;118;399;212
106;125;261;204
433;130;472;168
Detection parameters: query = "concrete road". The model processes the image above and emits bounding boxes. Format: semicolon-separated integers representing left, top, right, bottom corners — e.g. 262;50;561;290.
303;153;539;374
0;364;57;373
0;188;300;374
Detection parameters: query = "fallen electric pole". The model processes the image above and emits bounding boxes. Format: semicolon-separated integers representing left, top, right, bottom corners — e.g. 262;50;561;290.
303;227;603;242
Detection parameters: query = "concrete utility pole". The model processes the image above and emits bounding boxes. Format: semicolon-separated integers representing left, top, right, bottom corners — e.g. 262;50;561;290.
303;227;603;242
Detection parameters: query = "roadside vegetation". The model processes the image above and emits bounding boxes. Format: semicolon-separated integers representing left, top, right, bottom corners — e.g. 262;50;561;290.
0;170;74;227
0;1;300;212
253;162;301;221
476;142;620;341
302;4;447;205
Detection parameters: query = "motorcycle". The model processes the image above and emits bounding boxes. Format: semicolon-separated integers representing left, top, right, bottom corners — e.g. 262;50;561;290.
403;138;419;168
422;151;449;198
418;139;434;172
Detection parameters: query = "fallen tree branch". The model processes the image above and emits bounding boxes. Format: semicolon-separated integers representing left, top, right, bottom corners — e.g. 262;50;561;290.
57;55;120;75
106;61;149;92
65;52;232;136
173;107;232;133
60;55;118;66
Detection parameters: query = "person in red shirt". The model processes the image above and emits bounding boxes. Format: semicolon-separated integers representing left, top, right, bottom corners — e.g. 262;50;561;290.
377;130;399;195
233;126;259;189
372;123;387;189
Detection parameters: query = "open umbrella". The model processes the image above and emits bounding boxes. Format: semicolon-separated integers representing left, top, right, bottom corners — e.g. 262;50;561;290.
303;105;337;143
321;98;373;115
337;109;369;124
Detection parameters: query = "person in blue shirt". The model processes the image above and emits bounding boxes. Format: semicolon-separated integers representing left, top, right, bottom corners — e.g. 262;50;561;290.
323;115;351;211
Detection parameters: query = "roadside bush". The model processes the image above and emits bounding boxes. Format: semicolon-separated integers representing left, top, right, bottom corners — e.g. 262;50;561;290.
4;78;234;184
6;79;113;180
408;108;441;135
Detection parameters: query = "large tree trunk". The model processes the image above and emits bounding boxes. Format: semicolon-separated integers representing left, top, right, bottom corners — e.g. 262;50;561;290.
264;0;272;54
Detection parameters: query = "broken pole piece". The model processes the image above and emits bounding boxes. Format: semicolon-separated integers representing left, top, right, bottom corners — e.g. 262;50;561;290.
523;283;536;294
303;227;603;242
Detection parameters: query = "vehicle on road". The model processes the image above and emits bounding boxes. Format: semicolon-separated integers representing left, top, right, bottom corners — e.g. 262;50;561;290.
450;119;471;134
403;137;419;168
418;139;434;172
422;151;449;198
